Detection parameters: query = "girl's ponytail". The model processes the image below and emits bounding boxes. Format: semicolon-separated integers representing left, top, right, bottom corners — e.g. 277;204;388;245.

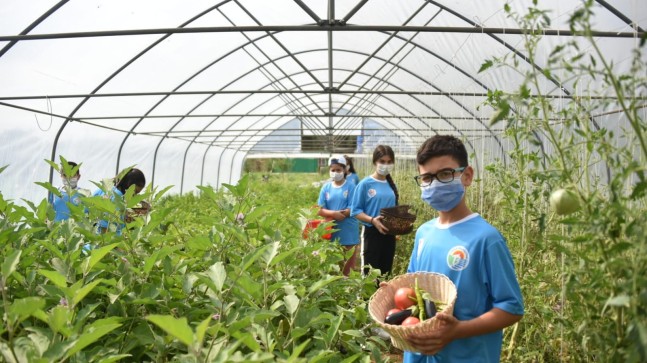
386;174;399;205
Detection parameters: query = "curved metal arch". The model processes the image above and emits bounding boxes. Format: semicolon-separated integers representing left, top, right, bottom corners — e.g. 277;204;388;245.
221;80;487;178
424;0;612;179
46;0;235;187
54;15;507;186
156;42;506;191
180;51;498;189
211;76;487;187
124;19;514;182
0;0;69;58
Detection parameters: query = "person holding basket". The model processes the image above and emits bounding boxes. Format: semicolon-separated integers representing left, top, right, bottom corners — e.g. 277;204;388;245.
350;145;399;278
401;135;524;362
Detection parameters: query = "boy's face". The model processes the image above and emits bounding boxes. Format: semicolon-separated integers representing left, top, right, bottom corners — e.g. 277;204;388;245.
418;155;473;187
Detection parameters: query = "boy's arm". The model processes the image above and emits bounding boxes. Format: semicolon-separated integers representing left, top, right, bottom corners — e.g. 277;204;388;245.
406;308;522;356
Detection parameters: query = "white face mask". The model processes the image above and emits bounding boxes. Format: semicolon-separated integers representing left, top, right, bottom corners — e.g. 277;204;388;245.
329;171;345;182
376;163;394;176
64;176;79;189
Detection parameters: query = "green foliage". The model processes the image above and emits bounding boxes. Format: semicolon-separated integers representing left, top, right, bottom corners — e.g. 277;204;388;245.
0;171;383;362
478;1;647;362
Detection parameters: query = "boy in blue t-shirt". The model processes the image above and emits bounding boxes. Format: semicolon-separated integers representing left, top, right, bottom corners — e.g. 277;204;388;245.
317;156;359;276
401;135;524;363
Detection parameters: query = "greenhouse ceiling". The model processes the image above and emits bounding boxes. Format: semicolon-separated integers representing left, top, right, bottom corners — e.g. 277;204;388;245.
0;0;645;201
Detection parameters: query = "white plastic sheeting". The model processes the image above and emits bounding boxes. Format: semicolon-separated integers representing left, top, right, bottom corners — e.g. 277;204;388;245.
0;0;645;203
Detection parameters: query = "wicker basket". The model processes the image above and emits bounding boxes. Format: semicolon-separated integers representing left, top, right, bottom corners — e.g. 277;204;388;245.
380;205;417;235
368;272;457;353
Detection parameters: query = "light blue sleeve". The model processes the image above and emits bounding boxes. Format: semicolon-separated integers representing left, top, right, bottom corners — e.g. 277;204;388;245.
349;181;365;218
484;237;525;316
317;183;328;208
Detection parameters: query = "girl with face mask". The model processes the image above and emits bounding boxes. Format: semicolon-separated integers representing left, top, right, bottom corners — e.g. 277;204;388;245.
51;161;86;222
349;145;399;278
343;154;360;186
317;156;360;276
397;135;524;363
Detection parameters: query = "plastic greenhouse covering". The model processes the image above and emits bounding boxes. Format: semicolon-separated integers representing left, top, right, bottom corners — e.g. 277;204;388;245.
0;0;645;204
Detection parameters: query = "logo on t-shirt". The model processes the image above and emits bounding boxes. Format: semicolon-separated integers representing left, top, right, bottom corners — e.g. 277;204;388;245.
367;188;377;198
325;192;330;200
343;190;349;198
447;246;469;271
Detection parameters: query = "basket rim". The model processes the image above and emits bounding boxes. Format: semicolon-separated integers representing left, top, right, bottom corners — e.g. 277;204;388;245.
368;272;457;332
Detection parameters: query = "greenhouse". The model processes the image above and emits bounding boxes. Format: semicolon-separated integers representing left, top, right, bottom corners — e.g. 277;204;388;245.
0;0;645;362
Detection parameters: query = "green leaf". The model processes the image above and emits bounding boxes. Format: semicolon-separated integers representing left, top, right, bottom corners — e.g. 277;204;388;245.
186;236;212;251
146;315;194;347
2;249;21;280
489;103;510;126
9;297;46;319
604;295;630;310
341;329;364;337
96;355;133;363
478;59;494;73
284;294;300;316
82;243;119;275
195;316;212;347
207;262;227;292
65;319;122;357
308;275;343;295
48;306;71;335
35;182;62;198
38;269;67;288
71;279;103;307
287;339;310;362
261;241;280;268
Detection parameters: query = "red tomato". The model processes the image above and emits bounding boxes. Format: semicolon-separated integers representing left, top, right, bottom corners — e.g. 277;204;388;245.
394;287;417;310
386;308;401;317
401;316;420;326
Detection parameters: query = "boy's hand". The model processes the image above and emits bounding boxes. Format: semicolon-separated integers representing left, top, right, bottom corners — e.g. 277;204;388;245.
405;313;460;355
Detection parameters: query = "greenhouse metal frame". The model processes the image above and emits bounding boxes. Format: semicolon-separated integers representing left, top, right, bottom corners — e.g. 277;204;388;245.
0;0;644;202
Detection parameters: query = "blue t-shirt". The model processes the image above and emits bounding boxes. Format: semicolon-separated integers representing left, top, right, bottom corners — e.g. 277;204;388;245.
92;186;126;235
350;176;396;226
52;187;82;222
347;172;360;186
317;180;359;246
405;213;524;363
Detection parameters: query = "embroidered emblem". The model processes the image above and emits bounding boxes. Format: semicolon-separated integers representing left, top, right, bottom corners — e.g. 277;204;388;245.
367;188;377;198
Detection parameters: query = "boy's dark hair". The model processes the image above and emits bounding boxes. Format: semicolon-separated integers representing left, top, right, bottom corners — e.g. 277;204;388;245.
372;145;399;205
416;135;468;166
343;154;356;174
116;168;146;194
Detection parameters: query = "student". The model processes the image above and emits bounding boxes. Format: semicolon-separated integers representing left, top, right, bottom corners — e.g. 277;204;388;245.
343;154;360;186
402;135;524;362
51;161;89;222
93;168;146;235
350;145;398;277
317;156;360;276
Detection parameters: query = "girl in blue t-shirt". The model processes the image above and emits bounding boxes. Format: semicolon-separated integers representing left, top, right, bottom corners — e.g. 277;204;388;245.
343;154;360;186
317;156;359;276
350;145;399;277
93;168;147;235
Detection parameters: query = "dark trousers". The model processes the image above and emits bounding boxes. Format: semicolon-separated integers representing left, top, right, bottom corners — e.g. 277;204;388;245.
362;226;396;277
